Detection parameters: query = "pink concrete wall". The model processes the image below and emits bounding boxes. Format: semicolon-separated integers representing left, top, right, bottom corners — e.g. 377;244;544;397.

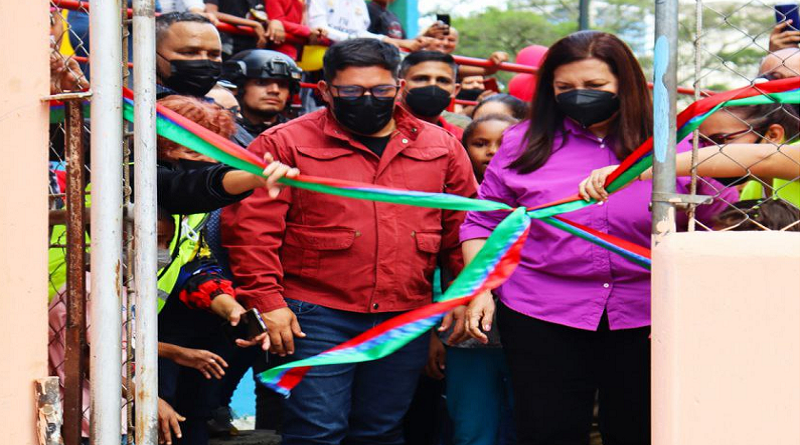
652;232;800;445
0;0;51;442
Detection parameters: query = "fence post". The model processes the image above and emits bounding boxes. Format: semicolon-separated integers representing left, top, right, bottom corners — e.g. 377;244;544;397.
651;0;679;241
89;0;124;443
133;0;160;443
63;99;87;445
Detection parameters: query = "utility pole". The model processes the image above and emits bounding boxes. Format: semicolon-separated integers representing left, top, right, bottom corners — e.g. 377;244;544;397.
579;0;591;30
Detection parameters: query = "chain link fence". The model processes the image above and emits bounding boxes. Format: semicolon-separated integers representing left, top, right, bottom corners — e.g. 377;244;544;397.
683;0;800;232
48;2;135;444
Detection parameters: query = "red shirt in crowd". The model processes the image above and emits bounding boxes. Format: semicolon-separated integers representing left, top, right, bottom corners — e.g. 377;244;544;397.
221;106;478;314
265;0;307;59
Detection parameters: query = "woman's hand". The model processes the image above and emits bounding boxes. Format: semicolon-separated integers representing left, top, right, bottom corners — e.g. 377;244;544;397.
170;345;228;379
465;291;495;344
439;305;469;345
158;398;185;445
263;152;300;198
424;334;447;380
578;165;618;202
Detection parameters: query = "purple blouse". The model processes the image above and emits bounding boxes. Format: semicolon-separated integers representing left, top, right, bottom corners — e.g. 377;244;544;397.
461;119;737;330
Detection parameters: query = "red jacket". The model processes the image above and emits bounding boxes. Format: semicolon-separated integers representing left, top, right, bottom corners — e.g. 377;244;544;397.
221;107;478;314
265;0;306;59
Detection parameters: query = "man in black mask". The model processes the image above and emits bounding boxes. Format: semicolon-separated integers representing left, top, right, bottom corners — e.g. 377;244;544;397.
399;50;464;139
156;12;223;98
221;38;477;444
222;49;302;147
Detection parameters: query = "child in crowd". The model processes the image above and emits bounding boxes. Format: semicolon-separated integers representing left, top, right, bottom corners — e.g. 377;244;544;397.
714;199;800;231
432;114;519;445
471;93;529;121
462;114;519;182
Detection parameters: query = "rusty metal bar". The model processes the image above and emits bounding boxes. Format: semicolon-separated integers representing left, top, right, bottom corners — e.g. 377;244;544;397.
63;99;87;445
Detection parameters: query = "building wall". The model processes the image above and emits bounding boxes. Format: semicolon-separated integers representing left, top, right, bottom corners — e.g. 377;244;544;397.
0;0;50;442
652;231;800;445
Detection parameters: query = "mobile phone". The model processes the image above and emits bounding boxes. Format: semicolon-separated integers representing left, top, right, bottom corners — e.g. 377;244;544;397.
223;308;267;342
775;3;800;32
436;14;451;27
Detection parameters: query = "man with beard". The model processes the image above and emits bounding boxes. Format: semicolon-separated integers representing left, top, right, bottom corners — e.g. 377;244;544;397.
223;49;302;147
399;50;464;139
221;38;477;444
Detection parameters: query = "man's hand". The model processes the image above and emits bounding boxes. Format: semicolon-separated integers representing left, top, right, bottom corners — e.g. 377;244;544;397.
770;20;800;52
169;345;228;379
465;291;495;344
267;19;286;44
158;398;185;445
439;305;469;345
262;307;306;357
423;22;449;39
424;334;447;380
391;38;428;52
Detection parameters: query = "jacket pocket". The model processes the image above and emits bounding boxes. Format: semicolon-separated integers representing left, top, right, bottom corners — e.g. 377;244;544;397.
282;224;356;279
296;146;354;161
284;297;319;316
400;146;449;192
403;230;442;299
414;231;442;253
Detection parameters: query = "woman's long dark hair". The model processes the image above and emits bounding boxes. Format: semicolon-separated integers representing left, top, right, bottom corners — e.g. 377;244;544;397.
510;31;653;174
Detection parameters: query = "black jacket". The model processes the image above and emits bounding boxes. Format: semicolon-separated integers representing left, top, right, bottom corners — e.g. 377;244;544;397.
156;161;252;215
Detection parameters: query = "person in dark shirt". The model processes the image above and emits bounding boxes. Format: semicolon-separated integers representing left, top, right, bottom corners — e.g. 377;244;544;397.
223;49;303;146
399;50;464;139
367;0;405;39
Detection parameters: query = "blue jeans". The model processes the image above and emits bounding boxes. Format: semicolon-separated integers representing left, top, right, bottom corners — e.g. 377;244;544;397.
446;348;517;445
281;298;429;445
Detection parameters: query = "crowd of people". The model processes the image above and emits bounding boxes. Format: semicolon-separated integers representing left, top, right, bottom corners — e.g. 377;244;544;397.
46;2;800;445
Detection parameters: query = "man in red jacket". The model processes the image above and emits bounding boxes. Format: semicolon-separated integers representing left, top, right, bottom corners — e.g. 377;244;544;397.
221;38;476;444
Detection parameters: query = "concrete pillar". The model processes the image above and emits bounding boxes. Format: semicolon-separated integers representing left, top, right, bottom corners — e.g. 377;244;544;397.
0;0;51;444
652;232;800;445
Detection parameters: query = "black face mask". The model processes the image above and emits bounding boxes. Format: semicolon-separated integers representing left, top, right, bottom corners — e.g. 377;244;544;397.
457;88;484;102
556;89;620;128
331;95;395;136
404;85;452;118
160;56;222;97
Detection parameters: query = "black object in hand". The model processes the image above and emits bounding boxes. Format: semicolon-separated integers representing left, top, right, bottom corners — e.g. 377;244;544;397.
223;308;267;342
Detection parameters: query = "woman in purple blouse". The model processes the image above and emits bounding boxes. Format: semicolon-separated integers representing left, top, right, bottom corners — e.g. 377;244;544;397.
458;31;735;445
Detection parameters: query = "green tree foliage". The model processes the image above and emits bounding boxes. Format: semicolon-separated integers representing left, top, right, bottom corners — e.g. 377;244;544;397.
452;6;576;85
445;1;775;91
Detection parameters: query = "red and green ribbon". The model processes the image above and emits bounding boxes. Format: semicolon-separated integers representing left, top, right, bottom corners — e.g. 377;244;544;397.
51;78;799;395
